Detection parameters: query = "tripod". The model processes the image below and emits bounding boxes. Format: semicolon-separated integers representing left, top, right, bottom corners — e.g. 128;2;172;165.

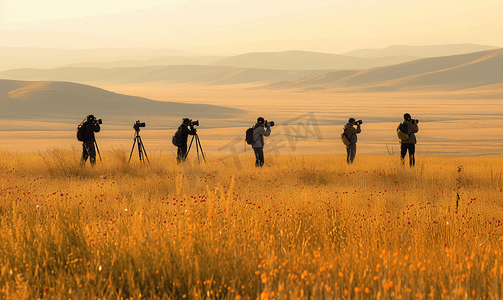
128;128;149;163
187;134;206;164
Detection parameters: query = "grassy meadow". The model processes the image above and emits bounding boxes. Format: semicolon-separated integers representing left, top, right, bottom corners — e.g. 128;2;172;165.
1;149;503;299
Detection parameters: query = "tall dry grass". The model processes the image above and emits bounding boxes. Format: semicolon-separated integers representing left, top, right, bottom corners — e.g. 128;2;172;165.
1;148;503;299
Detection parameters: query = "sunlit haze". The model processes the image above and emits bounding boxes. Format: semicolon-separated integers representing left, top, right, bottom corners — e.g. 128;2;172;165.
0;0;502;54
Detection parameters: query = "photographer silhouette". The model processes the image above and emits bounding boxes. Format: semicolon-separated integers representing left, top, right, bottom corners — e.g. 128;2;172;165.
78;115;101;166
175;118;197;163
397;113;419;167
252;117;271;167
343;118;362;164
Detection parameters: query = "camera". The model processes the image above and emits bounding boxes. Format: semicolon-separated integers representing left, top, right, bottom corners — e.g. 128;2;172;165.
93;118;102;125
190;120;199;127
355;120;363;125
133;120;146;131
265;120;275;127
411;119;419;125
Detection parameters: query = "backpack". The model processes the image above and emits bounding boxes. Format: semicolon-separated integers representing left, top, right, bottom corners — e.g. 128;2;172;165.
341;132;351;146
172;128;184;147
76;121;87;142
397;122;409;140
245;126;255;145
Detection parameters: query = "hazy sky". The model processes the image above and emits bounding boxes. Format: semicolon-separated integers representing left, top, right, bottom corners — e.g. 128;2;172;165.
0;0;502;54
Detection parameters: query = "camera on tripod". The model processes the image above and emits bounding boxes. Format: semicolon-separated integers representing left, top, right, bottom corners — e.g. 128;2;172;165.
189;119;199;127
133;120;146;131
129;120;149;163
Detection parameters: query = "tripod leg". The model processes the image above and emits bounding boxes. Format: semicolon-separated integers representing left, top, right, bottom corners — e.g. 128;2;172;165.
94;140;102;161
128;138;137;163
197;135;206;163
187;135;195;157
196;136;200;164
138;137;150;163
137;137;143;163
183;135;195;162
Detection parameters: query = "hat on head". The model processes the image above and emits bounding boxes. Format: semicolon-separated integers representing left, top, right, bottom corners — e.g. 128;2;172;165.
404;113;411;121
348;118;355;124
87;115;95;121
257;117;265;125
182;118;190;125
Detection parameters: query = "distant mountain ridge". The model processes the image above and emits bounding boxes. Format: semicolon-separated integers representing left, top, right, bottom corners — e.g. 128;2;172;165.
213;50;419;70
263;49;503;92
0;66;336;85
214;45;501;70
342;44;500;58
0;46;219;72
2;43;500;72
1;48;501;92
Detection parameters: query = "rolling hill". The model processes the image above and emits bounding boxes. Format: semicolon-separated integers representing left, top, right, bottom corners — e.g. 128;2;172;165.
0;66;334;85
1;49;501;92
0;80;244;120
262;49;503;92
0;47;417;72
1;44;500;73
0;46;220;72
63;56;225;69
342;44;500;58
213;50;419;70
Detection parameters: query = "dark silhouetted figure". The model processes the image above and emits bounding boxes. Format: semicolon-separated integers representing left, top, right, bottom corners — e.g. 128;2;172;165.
177;118;197;163
80;115;101;166
252;117;271;167
398;113;419;166
344;118;362;164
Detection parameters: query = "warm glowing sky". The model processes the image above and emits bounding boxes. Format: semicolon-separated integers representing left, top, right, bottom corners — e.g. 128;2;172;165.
0;0;502;54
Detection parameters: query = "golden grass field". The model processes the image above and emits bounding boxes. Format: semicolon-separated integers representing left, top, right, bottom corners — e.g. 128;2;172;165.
1;148;503;299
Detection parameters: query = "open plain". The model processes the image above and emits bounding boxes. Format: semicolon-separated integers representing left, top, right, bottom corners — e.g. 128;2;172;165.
1;82;503;158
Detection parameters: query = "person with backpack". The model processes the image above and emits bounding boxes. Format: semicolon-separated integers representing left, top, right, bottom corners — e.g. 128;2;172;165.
251;117;271;167
343;118;362;164
174;118;197;163
397;113;419;166
78;115;101;166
